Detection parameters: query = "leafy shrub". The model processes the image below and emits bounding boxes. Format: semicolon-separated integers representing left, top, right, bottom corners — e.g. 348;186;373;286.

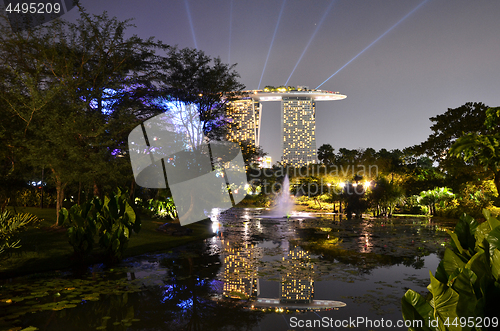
418;187;455;216
97;190;141;261
59;199;100;259
147;198;177;219
15;188;56;207
456;181;497;219
61;189;141;262
135;196;178;220
402;209;500;330
0;210;40;255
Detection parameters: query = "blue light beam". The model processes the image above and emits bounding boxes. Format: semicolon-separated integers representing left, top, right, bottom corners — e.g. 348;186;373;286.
285;0;335;86
228;0;233;63
316;0;430;89
184;0;198;49
258;0;287;89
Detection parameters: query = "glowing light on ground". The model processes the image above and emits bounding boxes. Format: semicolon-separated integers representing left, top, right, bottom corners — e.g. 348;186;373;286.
316;0;430;89
184;0;198;49
258;0;287;89
285;0;335;85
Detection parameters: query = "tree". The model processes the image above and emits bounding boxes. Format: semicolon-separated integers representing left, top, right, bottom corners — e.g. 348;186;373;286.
158;47;245;141
401;153;445;196
413;102;495;190
450;107;500;196
1;7;247;225
417;187;454;216
292;176;328;209
367;177;404;217
375;149;404;181
415;102;492;160
317;144;336;165
0;9;165;224
342;181;369;219
235;140;267;170
337;148;360;164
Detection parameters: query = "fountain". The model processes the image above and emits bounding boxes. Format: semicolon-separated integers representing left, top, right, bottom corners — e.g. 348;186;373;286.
267;175;294;218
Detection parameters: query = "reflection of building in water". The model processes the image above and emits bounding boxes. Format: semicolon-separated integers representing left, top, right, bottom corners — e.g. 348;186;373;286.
222;240;263;299
280;246;314;304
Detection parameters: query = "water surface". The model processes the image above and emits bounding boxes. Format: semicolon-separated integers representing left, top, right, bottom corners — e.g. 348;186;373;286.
1;209;454;330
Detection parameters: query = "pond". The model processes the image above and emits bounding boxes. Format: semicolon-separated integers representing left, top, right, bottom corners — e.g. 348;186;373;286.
1;209;455;331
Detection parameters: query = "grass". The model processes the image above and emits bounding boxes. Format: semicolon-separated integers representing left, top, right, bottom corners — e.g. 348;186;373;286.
0;207;214;278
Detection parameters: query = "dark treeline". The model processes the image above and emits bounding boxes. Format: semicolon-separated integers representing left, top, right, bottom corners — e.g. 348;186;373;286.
255;102;500;219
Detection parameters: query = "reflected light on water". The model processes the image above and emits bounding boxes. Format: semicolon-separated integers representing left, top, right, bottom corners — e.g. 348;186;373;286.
212;221;220;234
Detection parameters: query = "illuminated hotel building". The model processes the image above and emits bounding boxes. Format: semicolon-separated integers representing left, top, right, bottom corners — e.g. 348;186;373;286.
281;97;316;166
280;246;314;304
227;98;262;148
228;87;346;167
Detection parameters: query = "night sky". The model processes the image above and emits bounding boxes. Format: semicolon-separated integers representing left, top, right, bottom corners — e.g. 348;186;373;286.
42;1;500;161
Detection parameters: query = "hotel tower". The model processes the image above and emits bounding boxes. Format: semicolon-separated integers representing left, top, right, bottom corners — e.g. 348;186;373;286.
228;86;346;167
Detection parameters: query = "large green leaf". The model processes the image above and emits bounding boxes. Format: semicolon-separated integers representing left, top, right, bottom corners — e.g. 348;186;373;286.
106;196;119;220
455;214;478;253
70;209;85;229
125;203;136;225
475;221;492;251
402;290;436;331
440;248;467;281
486;226;500;252
450;268;477;323
435;262;449;284
59;208;69;225
490;249;500;281
447;230;465;256
466;250;492;286
427;272;460;331
483;209;500;230
112;238;120;252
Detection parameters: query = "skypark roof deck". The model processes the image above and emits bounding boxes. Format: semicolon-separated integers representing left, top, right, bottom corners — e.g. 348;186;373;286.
248;89;347;102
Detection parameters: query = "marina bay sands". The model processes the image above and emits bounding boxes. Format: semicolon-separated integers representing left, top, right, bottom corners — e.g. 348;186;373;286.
228;86;347;167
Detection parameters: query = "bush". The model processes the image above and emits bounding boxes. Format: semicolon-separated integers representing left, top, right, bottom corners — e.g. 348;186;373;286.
456;181;497;218
0;210;40;256
14;188;56;207
402;209;500;329
59;198;100;259
97;190;141;262
60;189;141;262
138;197;177;220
